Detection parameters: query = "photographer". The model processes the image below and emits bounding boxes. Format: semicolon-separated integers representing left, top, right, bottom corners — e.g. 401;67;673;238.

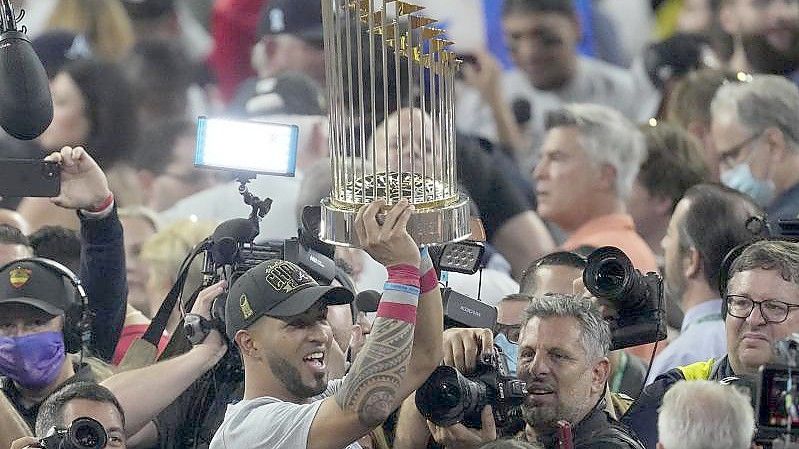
623;239;799;449
394;252;586;449
423;294;643;449
10;381;126;449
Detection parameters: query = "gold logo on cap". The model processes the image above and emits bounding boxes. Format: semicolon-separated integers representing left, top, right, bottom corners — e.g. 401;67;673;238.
9;267;31;289
264;261;315;293
240;294;254;319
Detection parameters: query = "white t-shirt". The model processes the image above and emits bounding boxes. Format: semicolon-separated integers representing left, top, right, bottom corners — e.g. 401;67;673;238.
455;55;655;164
210;379;362;449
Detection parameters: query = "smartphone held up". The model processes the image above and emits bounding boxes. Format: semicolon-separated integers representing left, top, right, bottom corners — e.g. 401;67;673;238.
0;158;60;198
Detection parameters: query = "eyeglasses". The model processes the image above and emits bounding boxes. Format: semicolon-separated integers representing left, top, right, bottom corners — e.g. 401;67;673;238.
495;323;521;343
725;295;799;323
719;132;763;170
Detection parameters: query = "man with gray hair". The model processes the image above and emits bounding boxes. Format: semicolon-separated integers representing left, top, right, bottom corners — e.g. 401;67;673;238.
657;380;754;449
533;104;657;274
426;294;644;449
711;75;799;227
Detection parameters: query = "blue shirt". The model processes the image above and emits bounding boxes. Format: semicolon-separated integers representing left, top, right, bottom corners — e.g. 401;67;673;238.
644;299;726;385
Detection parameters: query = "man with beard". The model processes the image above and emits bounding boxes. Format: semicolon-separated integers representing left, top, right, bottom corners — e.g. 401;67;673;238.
208;199;443;448
623;239;799;449
423;294;643;449
514;295;643;448
718;0;799;80
645;183;763;384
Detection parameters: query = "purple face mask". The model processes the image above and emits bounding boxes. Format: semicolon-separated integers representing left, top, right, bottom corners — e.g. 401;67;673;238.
0;331;65;389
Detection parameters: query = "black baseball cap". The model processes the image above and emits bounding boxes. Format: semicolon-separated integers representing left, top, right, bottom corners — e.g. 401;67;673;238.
0;260;74;316
225;260;353;339
257;0;324;43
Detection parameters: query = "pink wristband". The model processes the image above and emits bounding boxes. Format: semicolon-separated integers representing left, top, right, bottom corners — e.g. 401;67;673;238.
378;264;420;324
419;247;437;294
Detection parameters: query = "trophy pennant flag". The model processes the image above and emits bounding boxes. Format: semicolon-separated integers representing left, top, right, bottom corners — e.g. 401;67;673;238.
319;0;471;246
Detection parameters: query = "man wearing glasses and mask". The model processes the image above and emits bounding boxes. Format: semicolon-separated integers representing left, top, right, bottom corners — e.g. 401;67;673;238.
623;239;799;449
710;75;799;228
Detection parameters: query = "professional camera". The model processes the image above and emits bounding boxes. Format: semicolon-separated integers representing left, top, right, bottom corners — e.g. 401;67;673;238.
754;334;799;446
39;417;107;449
415;345;526;434
582;246;666;350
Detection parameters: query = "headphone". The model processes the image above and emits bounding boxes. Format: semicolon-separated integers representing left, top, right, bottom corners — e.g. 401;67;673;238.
0;257;91;354
717;217;798;317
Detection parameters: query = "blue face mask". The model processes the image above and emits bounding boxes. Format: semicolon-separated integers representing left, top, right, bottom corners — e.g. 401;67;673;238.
494;332;519;377
721;162;776;207
0;331;66;389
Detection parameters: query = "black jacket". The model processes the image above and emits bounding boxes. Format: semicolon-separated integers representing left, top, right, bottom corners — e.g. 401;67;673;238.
534;397;644;449
79;206;128;361
621;356;738;449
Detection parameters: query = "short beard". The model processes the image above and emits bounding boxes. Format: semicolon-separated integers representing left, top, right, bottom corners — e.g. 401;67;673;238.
742;32;799;75
266;351;327;399
521;399;584;433
521;403;559;432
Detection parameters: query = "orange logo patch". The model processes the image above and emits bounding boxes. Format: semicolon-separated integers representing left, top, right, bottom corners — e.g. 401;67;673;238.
9;267;31;288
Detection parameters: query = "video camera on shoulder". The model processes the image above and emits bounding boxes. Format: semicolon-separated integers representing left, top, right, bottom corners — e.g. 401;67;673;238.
582;246;667;350
180;117;337;342
416;345;526;435
40;417;107;449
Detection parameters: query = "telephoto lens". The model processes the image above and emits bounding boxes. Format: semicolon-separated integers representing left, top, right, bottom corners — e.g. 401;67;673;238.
583;246;651;311
39;417;107;449
415;365;490;428
67;417;107;449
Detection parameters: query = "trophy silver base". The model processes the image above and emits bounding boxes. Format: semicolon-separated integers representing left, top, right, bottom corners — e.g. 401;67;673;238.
319;195;472;247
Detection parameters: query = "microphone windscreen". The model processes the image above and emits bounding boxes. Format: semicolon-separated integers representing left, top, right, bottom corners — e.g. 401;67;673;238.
212;218;258;245
512;98;531;125
0;31;53;140
210;218;258;265
355;290;381;313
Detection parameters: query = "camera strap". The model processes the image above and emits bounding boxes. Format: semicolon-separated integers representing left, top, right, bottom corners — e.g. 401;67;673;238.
610;351;629;394
142;267;191;346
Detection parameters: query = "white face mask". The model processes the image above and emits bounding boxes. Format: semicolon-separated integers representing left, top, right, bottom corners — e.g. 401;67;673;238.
721;162;776;207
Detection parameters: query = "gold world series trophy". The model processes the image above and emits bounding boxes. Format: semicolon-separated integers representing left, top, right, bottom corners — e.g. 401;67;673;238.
319;0;471;246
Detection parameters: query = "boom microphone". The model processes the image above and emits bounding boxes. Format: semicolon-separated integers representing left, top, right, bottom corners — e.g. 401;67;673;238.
0;0;53;140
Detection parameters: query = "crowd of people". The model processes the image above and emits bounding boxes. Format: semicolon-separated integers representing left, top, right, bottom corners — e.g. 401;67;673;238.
1;0;799;448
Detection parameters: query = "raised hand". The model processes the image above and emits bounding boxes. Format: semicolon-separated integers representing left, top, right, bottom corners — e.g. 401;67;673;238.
44;146;111;211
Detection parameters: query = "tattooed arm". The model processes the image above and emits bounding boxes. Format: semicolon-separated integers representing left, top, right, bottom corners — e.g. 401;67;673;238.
308;200;424;449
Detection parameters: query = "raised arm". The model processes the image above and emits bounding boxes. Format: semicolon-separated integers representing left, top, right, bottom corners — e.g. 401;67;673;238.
44;146;127;360
308;200;425;449
401;245;443;389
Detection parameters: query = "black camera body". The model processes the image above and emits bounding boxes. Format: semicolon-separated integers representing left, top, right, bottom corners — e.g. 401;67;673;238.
415;346;526;434
582;246;667;351
201;232;336;335
39;417;107;449
754;334;799;444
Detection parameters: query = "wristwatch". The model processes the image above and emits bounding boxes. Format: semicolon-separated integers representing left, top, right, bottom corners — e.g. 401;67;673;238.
184;313;214;345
